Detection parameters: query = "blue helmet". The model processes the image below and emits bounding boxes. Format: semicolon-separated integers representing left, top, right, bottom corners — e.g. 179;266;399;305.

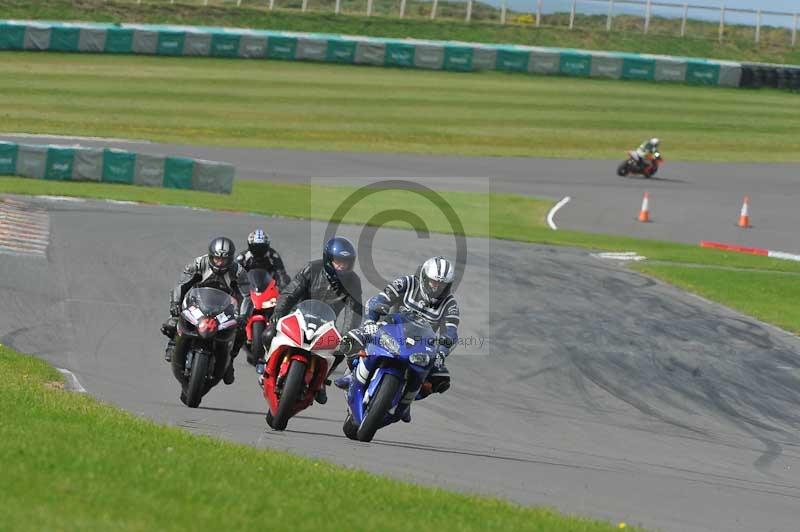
322;236;356;288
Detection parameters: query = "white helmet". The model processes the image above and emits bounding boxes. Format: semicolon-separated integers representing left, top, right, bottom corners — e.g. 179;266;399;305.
649;137;660;148
419;256;455;302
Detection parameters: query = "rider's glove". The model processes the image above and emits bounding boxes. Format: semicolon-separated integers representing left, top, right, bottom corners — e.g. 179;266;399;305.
434;351;447;370
269;312;280;327
169;302;179;318
362;320;378;338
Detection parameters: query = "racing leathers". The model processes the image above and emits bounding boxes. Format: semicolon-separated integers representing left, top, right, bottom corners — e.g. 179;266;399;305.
235;248;291;289
336;274;460;419
161;255;253;380
631;139;660;170
271;259;362;333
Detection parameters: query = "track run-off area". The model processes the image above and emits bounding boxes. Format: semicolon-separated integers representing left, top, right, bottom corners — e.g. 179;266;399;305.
2;137;800;531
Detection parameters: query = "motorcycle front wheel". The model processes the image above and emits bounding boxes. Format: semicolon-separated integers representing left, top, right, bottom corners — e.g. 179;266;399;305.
616;162;630;177
271;359;306;431
185;351;209;408
357;374;402;442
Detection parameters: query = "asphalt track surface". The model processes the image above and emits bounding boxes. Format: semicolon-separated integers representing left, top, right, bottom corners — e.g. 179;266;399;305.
2;196;800;532
3;134;800;253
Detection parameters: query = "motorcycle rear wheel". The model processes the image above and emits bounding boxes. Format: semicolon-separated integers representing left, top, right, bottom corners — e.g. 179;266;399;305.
271;359;306;431
357;374;402;442
185;351;209;408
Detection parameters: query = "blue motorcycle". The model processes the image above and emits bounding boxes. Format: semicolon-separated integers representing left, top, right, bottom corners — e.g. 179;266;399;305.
342;311;438;442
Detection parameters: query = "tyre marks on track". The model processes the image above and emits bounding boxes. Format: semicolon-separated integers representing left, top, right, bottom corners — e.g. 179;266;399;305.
0;197;50;257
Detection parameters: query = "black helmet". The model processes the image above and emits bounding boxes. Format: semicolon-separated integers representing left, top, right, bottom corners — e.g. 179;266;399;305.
208;237;235;275
322;236;356;288
247;228;271;258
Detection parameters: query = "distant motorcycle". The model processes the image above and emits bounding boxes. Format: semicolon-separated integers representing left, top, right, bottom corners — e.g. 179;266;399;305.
171;287;239;408
262;299;342;431
617;151;663;178
342;310;438;442
244;268;280;366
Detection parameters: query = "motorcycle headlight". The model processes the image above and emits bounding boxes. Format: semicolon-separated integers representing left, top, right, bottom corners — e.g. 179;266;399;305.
409;353;431;367
379;332;400;355
197;317;218;339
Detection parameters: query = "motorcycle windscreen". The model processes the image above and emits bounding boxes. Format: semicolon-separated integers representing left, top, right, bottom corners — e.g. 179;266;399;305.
389;311;437;346
184;287;237;318
296;299;337;328
248;268;273;292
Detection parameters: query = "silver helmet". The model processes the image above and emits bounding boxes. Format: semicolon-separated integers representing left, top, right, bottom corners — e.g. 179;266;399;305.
419;256;455;302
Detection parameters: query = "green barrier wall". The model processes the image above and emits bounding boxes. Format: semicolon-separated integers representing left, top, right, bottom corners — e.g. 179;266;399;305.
0;141;234;194
0;20;747;88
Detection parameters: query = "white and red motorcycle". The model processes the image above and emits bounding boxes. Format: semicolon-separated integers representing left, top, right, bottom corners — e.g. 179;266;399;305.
260;299;342;431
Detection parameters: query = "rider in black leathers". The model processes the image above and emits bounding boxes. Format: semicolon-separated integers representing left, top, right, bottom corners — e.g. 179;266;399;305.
263;236;362;404
160;237;253;385
235;228;291;289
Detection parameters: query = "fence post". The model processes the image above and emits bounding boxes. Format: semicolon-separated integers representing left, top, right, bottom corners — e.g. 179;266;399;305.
400;0;406;17
569;0;577;30
681;3;688;37
793;13;798;47
606;0;614;32
237;0;242;6
269;0;275;10
204;0;209;5
500;0;506;24
755;9;761;44
430;0;438;19
644;0;651;34
366;0;373;16
302;0;308;11
335;0;340;14
466;0;473;22
536;0;542;27
718;4;725;42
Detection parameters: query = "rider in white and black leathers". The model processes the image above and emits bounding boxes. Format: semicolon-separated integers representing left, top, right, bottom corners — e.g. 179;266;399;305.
235;228;291;289
160;237;253;385
334;256;459;422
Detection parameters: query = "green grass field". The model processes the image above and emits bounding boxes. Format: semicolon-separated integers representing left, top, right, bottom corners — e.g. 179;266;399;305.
634;264;800;334
3;52;800;162
0;344;643;532
2;0;800;65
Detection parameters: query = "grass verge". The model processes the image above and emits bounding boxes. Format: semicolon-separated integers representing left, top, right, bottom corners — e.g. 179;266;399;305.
633;264;800;335
0;344;643;531
2;52;800;161
4;175;800;336
2;0;800;65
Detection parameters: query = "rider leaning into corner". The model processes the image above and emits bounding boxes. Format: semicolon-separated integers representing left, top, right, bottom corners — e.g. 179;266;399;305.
261;236;363;405
160;236;253;385
235;228;291;289
333;256;460;423
630;137;661;169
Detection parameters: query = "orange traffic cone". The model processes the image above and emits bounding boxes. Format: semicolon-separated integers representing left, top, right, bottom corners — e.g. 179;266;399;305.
637;192;650;222
737;196;750;228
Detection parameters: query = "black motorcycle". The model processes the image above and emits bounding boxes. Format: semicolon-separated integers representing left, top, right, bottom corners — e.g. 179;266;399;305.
171;287;239;408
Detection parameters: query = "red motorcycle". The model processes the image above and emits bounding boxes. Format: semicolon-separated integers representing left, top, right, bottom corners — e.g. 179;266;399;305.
262;299;342;431
244;269;280;366
617;150;663;178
